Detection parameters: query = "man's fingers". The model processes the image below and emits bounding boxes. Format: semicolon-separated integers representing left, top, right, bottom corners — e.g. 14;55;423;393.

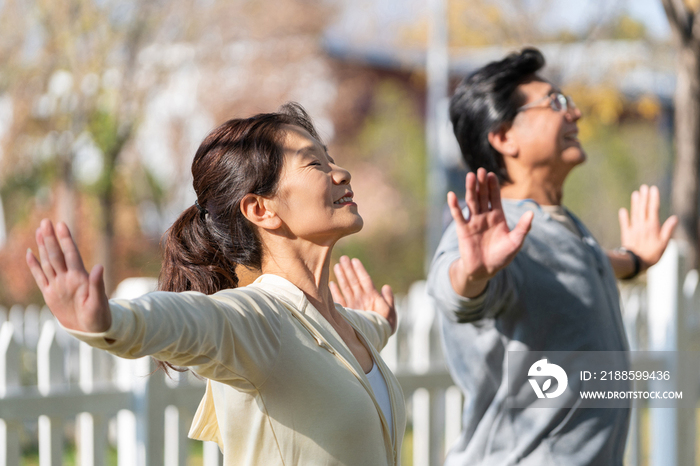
329;281;347;307
618;208;630;234
648;186;660;224
56;222;87;273
660;215;678;244
476;168;490;213
41;219;67;274
487;172;502;212
509;211;534;249
631;190;640;225
26;248;49;289
464;172;479;216
447;192;467;228
639;185;649;220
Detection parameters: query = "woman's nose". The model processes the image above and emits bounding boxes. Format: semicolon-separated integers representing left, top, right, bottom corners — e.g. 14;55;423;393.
332;165;351;185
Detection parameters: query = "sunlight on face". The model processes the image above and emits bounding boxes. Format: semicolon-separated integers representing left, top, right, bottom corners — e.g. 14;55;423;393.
271;125;363;244
512;79;586;172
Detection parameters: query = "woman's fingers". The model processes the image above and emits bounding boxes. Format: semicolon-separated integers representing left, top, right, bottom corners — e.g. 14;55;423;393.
349;258;377;295
37;228;56;280
56;221;87;273
381;284;394;309
329;281;347;307
333;261;355;302
340;256;364;298
26;248;49;289
40;219;67;274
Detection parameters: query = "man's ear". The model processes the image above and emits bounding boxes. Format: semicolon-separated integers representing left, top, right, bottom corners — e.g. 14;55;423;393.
240;194;283;230
487;124;518;158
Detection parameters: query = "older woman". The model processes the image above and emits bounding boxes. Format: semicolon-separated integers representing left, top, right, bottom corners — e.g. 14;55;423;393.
26;103;405;466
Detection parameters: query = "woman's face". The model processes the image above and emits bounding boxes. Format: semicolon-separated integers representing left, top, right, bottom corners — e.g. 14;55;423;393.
270;125;363;244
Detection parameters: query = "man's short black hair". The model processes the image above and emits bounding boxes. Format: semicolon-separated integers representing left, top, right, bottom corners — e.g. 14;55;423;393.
449;47;545;183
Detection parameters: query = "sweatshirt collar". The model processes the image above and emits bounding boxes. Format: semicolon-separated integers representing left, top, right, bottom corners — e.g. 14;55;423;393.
252;274;308;312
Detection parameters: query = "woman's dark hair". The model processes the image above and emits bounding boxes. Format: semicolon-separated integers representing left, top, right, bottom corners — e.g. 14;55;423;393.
449;47;545;183
154;102;321;372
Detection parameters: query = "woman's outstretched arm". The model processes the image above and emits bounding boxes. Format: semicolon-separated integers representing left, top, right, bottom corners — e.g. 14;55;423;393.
26;219;280;387
26;219;112;333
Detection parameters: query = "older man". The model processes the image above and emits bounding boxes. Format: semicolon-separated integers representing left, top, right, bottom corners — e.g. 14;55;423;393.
426;48;677;465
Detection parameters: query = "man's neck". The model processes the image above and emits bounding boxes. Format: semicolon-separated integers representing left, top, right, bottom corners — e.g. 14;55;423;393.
500;178;564;206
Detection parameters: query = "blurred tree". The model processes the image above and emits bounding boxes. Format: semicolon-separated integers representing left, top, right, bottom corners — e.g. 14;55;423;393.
0;0;339;303
661;0;700;269
0;0;200;292
332;79;427;293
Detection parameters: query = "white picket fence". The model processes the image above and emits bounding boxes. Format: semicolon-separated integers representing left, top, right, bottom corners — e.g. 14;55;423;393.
0;241;699;466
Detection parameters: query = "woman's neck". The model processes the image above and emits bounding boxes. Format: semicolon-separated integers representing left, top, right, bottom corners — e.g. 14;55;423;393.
260;240;337;317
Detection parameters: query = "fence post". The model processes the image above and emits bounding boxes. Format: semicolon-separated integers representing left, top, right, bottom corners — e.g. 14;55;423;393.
0;322;21;466
78;342;109;466
37;320;66;466
646;240;694;466
203;441;222;466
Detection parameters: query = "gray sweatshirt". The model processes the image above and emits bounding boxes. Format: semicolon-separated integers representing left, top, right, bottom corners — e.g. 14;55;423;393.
427;199;630;466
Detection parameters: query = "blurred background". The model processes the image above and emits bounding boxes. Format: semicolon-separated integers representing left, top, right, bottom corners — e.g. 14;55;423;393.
0;0;690;304
4;1;700;465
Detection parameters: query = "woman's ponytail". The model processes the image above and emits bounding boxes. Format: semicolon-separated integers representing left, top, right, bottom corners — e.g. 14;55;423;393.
158;205;238;294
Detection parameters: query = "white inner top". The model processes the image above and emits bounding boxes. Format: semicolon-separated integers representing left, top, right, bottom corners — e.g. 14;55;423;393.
365;361;393;439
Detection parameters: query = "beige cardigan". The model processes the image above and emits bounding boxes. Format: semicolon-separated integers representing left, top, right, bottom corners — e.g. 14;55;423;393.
66;274;406;465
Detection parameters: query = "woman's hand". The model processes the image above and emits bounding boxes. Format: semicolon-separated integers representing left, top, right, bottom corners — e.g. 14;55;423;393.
25;219;111;333
449;168;533;298
618;184;678;270
330;256;396;333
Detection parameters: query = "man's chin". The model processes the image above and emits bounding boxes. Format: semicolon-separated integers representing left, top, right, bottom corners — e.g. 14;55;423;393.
564;147;586;166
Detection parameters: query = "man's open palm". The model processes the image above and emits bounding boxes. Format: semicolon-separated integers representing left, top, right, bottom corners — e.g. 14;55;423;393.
449;169;533;297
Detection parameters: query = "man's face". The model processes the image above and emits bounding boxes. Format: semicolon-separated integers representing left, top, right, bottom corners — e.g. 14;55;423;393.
509;78;585;175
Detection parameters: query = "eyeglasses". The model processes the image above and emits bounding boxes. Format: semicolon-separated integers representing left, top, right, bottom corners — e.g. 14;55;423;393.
516;92;577;114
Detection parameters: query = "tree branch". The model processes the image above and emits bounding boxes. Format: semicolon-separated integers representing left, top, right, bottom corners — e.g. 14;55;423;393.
662;0;693;41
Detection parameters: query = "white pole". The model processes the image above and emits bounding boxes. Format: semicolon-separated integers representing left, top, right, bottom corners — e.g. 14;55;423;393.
425;0;449;269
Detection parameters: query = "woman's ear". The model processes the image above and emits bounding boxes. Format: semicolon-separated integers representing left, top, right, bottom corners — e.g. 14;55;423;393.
488;124;518;159
240;194;283;230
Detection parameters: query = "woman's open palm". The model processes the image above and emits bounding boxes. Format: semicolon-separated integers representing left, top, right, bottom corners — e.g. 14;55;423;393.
449;169;533;296
330;256;397;333
26;219;111;333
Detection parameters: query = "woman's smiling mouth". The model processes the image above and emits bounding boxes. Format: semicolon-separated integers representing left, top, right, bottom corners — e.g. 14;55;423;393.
334;193;355;205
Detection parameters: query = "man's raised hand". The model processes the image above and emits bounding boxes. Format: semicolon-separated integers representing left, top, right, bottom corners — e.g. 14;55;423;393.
618;184;678;271
25;219;111;333
449;168;533;298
